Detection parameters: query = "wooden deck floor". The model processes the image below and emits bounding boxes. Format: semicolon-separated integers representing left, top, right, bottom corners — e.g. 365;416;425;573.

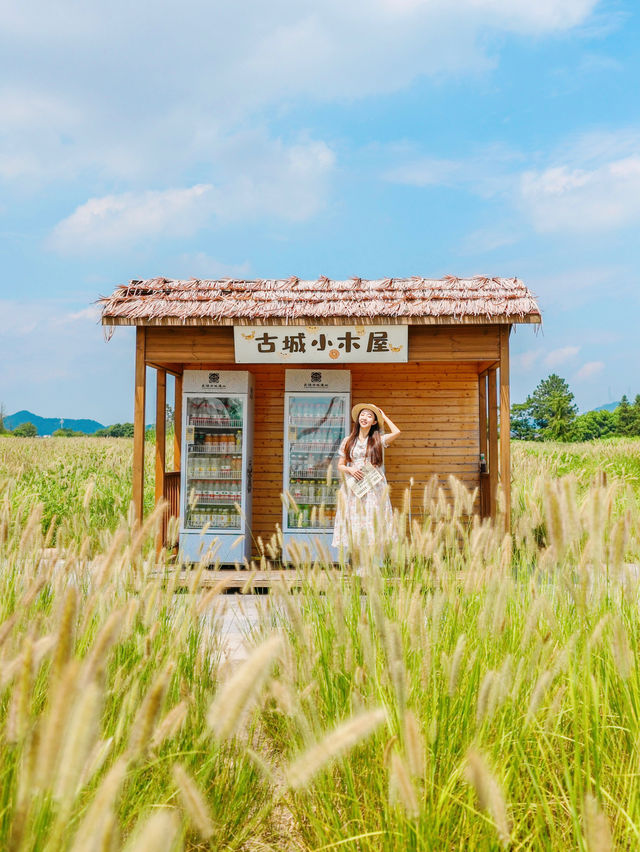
155;568;349;591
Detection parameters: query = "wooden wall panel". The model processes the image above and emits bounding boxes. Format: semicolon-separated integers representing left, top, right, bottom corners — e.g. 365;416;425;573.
409;326;499;361
167;361;480;554
146;327;234;363
145;325;500;365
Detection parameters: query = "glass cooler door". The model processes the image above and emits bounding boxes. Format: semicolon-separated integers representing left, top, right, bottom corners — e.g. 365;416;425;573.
285;394;346;532
184;395;244;531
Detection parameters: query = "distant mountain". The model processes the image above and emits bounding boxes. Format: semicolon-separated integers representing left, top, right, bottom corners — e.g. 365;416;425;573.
5;410;105;436
593;402;620;413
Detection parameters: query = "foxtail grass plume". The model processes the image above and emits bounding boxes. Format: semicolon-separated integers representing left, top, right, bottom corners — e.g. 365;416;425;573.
583;793;613;852
611;617;633;680
68;759;127;852
448;633;466;697
82;607;126;684
127;664;174;759
123;808;180;852
464;749;511;849
151;701;189;752
54;681;101;802
403;710;425;780
172;763;215;840
286;708;386;790
389;750;420;818
207;634;283;742
6;636;33;744
526;670;553;723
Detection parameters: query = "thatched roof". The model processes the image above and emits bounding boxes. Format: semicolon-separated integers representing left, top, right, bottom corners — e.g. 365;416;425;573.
99;276;541;326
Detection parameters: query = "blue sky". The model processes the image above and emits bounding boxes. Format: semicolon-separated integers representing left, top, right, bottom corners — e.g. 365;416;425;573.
1;0;639;424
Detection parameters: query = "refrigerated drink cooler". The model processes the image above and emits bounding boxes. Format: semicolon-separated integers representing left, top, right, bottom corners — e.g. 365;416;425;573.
179;371;254;564
283;370;351;562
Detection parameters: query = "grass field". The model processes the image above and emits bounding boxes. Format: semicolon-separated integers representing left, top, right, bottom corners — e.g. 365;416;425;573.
1;436;640;850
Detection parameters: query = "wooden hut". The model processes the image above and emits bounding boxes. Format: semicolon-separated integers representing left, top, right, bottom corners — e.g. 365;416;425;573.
99;276;541;554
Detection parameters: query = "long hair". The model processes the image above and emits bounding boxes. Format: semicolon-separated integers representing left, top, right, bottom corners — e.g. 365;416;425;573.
344;412;384;467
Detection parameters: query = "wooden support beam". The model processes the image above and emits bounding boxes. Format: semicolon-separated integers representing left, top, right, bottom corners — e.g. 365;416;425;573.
155;368;166;506
499;325;511;533
478;373;488;517
133;327;146;524
488;368;498;520
174;372;183;472
478;374;488;462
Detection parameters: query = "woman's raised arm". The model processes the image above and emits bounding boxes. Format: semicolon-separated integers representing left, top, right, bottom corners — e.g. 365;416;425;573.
378;409;401;446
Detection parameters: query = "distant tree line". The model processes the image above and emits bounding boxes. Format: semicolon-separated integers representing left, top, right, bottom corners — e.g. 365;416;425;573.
0;403;176;439
511;374;640;441
94;423;135;437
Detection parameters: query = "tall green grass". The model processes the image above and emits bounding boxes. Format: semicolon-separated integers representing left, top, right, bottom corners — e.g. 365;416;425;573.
1;437;640;849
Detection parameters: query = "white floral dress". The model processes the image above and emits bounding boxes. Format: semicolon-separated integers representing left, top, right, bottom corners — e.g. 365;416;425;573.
331;433;393;554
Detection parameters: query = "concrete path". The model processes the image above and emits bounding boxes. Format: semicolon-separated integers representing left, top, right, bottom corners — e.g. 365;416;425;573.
206;594;272;665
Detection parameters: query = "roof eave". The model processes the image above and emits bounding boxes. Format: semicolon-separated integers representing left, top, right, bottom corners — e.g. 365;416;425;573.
101;313;542;328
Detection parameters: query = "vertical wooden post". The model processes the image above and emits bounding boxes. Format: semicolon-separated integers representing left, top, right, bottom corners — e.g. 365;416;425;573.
488;367;498;521
155;368;166;506
133;327;146;524
499;326;511;533
174;372;183;472
478;372;488;517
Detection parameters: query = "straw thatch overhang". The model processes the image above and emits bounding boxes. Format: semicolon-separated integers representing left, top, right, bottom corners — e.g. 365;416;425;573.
100;276;541;327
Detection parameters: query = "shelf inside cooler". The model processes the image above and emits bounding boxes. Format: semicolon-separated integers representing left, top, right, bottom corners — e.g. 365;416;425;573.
288;416;344;427
191;494;241;504
187;472;242;481
188;417;243;428
287;498;337;506
188;443;242;455
186;519;241;530
290;443;341;453
290;469;339;479
286;514;335;530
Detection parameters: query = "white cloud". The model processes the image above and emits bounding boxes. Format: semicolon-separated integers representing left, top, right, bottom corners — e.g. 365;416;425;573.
384;144;520;197
385;128;640;238
544;345;580;368
0;0;599;187
49;185;213;252
530;265;634;311
575;361;604;380
169;253;251;280
516;350;542;370
460;225;519;254
48;135;335;252
519;155;640;233
61;306;101;323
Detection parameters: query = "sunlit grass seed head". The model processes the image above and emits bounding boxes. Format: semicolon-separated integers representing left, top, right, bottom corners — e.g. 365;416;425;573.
448;633;466;698
526;670;553;723
583;793;613;852
68;758;128;852
127;664;174;760
207;634;283;742
464;749;511;849
403;710;425;780
285;708;386;790
611;616;633;680
124;808;180;852
389;750;420;819
172;763;216;841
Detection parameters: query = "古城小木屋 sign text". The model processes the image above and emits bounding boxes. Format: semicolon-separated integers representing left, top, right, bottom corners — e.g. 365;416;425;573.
233;325;408;363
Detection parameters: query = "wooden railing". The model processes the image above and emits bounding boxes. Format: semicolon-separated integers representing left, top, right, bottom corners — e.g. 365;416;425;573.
162;471;181;547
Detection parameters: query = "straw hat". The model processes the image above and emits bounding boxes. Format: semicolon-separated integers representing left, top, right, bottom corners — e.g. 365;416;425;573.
351;402;384;426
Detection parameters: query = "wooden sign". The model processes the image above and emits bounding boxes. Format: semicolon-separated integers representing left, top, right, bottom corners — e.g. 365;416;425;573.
234;325;407;363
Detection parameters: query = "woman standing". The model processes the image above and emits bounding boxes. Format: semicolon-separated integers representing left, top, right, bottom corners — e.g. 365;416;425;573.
332;403;401;565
